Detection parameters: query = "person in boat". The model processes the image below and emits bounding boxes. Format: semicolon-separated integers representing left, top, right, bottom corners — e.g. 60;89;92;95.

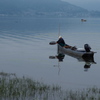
56;36;66;47
57;36;77;50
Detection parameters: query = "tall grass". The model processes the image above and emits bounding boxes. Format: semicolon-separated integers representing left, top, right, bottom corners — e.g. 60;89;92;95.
0;72;100;100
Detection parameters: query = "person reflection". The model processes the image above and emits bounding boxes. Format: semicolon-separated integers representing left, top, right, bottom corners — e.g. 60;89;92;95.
56;54;65;62
84;63;91;71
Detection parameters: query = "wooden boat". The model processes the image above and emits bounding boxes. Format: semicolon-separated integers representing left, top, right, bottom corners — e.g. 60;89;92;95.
57;44;95;58
49;41;96;58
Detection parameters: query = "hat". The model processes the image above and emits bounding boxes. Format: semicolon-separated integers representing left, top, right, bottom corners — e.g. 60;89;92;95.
59;36;62;38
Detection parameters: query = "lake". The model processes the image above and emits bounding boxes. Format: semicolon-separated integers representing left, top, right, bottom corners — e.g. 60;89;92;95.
0;16;100;90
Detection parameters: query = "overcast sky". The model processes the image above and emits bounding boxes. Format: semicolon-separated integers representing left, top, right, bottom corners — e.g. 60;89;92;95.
62;0;100;11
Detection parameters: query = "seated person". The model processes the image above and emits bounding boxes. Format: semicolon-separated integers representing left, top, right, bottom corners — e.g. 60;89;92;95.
57;36;77;50
57;36;71;48
56;36;66;46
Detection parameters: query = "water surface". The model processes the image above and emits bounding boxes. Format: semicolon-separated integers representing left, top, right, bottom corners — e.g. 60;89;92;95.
0;17;100;90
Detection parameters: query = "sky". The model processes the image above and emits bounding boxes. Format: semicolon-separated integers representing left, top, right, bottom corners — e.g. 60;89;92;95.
62;0;100;11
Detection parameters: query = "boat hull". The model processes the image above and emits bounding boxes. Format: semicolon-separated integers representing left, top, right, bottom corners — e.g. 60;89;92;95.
58;44;94;58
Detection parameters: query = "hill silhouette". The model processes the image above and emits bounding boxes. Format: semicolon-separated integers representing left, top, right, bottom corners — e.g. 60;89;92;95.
0;0;99;17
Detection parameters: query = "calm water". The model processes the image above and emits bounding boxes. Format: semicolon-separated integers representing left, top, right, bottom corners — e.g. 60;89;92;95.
0;17;100;90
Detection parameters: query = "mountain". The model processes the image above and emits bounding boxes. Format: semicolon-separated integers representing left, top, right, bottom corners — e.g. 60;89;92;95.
0;0;100;17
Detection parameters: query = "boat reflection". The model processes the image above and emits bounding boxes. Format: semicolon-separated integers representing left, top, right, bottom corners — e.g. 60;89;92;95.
49;51;96;72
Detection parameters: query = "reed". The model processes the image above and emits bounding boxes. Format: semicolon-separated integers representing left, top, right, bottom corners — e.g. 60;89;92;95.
0;72;100;100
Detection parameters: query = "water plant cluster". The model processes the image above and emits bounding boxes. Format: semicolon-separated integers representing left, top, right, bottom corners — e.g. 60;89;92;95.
0;72;100;100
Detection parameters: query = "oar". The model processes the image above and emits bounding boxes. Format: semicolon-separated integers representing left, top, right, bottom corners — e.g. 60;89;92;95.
49;41;57;45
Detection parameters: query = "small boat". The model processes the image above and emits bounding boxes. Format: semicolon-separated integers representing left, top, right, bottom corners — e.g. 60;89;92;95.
81;19;87;22
49;41;96;58
57;44;95;58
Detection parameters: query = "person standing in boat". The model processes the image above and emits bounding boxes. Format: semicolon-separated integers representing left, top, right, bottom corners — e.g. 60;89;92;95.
56;36;66;47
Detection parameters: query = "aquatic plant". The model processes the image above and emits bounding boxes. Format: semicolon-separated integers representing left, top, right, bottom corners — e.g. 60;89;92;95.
0;72;100;100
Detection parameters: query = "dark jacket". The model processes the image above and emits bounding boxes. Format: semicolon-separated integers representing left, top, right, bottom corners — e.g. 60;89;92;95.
57;38;65;46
